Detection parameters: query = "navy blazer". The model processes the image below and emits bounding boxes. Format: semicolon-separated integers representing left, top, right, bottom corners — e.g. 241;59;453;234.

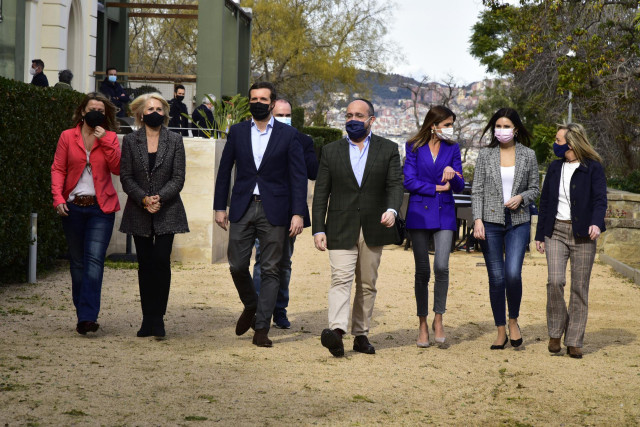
404;141;464;231
535;158;607;241
214;119;307;227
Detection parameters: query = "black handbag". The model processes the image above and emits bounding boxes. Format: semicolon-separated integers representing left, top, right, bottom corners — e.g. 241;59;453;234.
395;216;406;245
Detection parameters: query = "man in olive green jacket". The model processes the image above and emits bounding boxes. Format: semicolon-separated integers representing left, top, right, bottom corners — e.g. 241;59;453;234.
312;99;403;357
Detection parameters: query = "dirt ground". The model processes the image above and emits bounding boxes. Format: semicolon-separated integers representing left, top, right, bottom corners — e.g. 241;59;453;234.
1;230;639;426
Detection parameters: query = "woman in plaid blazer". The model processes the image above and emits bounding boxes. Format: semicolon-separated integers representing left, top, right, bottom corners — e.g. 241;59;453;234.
535;124;607;359
472;108;539;350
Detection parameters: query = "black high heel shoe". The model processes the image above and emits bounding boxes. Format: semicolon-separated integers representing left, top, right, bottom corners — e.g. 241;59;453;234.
490;336;509;350
510;324;523;348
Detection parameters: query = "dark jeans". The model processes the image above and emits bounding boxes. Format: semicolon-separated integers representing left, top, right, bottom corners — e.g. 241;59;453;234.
61;203;115;322
253;230;295;320
228;200;285;330
133;234;175;317
410;229;453;316
480;210;530;326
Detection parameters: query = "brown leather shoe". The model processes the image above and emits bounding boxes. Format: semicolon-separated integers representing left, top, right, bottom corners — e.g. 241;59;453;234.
548;338;562;353
252;328;273;347
235;308;256;336
567;346;583;359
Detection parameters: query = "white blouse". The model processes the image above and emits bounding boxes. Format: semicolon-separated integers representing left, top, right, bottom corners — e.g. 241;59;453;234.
500;166;515;204
68;150;96;201
556;162;580;220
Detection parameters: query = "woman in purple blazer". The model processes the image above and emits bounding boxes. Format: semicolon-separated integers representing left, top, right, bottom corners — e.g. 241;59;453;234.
404;105;464;347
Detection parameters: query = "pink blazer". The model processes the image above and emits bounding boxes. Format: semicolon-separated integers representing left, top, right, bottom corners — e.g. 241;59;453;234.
51;125;121;213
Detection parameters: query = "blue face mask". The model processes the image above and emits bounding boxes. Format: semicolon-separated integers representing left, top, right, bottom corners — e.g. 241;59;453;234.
108;75;117;83
553;142;570;158
345;118;371;140
274;117;292;126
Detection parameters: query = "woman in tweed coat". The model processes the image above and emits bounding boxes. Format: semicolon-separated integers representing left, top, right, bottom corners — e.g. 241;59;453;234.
472;108;539;350
120;93;189;338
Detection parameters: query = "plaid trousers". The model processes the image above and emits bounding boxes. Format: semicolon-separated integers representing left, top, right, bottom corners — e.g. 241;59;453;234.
545;221;597;348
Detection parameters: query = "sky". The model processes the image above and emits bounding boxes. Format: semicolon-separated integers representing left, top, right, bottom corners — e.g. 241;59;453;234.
387;0;493;84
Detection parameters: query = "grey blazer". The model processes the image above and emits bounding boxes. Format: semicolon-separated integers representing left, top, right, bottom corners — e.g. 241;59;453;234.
119;127;189;236
472;143;539;226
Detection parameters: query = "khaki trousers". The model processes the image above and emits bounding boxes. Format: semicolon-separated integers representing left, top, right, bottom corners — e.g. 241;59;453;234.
328;229;383;336
545;221;597;348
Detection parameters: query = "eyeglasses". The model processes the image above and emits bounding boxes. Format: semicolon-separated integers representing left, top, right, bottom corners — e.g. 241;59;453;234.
345;113;371;121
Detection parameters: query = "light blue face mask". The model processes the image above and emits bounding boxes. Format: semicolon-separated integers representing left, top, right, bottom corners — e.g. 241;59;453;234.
274;116;292;126
108;75;117;83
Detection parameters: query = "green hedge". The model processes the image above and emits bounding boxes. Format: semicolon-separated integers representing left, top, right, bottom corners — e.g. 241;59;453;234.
291;107;305;132
608;170;640;194
0;77;84;283
302;126;343;160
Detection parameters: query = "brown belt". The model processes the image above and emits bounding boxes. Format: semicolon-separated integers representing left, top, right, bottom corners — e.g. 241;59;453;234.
556;219;572;224
71;195;97;206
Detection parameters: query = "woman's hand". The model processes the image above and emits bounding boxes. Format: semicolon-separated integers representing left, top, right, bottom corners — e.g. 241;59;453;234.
504;195;523;211
436;181;451;192
535;240;545;254
588;225;601;240
441;166;456;182
94;126;106;139
473;219;485;240
144;195;161;214
55;203;69;217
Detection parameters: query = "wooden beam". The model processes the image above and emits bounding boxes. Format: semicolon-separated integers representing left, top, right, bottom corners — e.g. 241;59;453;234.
106;2;198;10
128;12;198;19
94;71;197;82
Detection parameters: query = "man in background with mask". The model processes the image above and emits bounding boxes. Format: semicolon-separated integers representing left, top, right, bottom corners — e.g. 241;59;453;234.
312;98;403;357
192;94;217;138
214;82;307;348
168;84;190;136
30;59;49;87
99;67;130;117
252;98;318;329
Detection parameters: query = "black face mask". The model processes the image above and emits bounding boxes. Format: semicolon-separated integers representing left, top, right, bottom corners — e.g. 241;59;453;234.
249;102;271;120
84;110;105;128
176;95;185;102
143;112;165;128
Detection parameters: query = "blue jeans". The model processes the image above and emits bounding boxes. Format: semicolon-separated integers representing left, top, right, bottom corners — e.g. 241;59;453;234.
253;230;295;320
480;210;530;326
61;203;115;323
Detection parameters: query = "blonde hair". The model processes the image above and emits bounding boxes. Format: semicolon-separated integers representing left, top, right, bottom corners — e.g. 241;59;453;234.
558;123;602;164
129;92;170;128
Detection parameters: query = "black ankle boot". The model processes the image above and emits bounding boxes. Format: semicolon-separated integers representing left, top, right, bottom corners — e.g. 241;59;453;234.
137;316;153;337
152;316;165;338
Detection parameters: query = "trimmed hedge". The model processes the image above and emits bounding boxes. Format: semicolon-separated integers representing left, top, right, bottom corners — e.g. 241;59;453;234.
292;106;305;132
302;126;343;160
0;76;84;283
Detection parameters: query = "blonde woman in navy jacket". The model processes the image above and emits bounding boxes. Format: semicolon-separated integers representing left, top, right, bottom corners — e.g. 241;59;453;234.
404;105;464;347
535;123;607;359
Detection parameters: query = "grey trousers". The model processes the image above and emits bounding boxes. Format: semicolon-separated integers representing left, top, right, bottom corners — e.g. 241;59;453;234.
227;200;285;330
545;221;597;348
410;229;453;316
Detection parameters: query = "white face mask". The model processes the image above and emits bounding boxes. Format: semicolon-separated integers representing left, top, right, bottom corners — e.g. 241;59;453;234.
436;127;454;141
274;116;292;126
29;68;37;76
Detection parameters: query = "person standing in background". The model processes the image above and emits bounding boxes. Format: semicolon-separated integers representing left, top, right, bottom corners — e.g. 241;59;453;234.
99;67;130;118
54;69;74;90
30;59;49;87
192;94;218;138
168;84;190;137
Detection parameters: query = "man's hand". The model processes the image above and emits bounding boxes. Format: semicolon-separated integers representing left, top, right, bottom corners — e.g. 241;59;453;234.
215;211;229;230
314;233;327;251
535;240;545;254
381;211;395;228
289;215;304;237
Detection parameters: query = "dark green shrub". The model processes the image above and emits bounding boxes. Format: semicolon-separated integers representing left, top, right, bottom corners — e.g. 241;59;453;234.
608;169;640;194
302;126;343;159
531;124;556;166
0;77;84;283
132;84;159;98
291;107;305;131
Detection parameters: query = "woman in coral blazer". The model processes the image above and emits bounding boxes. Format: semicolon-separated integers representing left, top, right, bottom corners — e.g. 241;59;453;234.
51;92;121;335
404;105;464;348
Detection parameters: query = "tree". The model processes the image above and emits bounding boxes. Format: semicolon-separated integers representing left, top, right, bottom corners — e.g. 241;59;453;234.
128;0;198;74
470;0;640;175
240;0;398;124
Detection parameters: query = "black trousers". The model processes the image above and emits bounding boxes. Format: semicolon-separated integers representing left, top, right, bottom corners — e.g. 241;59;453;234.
228;200;285;330
133;234;175;317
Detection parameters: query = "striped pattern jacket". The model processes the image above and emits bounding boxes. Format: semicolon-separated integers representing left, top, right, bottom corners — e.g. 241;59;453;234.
472;143;539;226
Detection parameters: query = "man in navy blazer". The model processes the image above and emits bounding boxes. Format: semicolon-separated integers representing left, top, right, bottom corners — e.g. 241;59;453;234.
252;99;318;329
214;82;307;347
